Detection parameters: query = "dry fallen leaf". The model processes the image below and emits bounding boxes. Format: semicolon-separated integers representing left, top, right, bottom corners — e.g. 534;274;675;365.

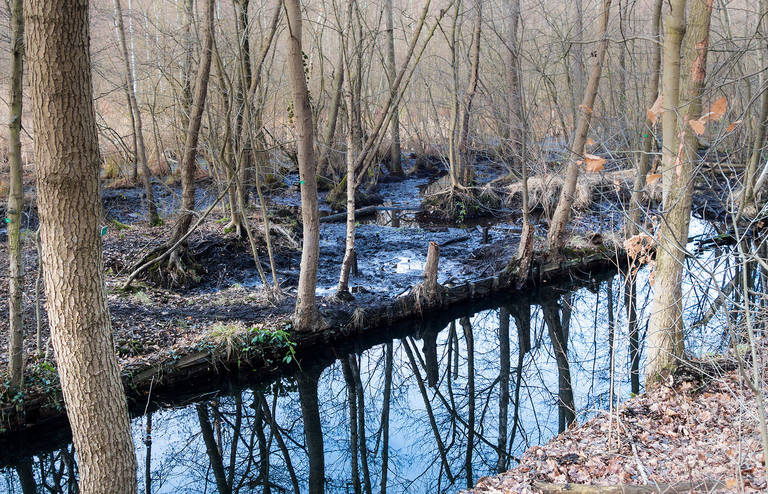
586;137;595;147
725;119;742;133
584;154;606;173
689;119;706;135
708;96;727;121
647;93;664;124
646;173;662;185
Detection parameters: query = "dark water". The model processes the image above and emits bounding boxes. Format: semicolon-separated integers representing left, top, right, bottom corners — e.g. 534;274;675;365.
0;239;736;494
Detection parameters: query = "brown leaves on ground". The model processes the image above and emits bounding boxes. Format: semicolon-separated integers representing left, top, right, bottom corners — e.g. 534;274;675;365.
467;366;766;493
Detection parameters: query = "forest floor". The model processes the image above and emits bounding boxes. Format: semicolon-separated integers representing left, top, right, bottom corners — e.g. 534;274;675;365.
467;358;766;493
0;155;628;370
0;153;733;430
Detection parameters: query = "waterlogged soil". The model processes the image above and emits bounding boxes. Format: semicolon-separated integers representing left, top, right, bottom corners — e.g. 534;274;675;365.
0;157;533;370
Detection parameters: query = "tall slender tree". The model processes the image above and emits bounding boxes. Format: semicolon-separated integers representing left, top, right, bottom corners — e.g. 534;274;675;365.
547;0;612;256
24;0;138;491
7;0;25;388
647;0;714;385
286;0;322;331
114;0;159;225
168;0;215;276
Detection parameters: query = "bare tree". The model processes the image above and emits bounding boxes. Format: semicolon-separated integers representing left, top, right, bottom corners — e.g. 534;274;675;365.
7;0;25;388
286;0;322;331
24;0;138;491
647;0;714;385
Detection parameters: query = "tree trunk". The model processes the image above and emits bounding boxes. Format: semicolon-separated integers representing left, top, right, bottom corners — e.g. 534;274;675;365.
338;0;362;298
317;47;345;179
7;0;25;389
626;0;663;237
286;0;322;331
384;0;403;175
508;0;532;269
543;298;575;432
547;0;612;256
114;0;159;225
298;371;325;494
647;0;714;387
497;306;510;473
24;1;138;491
380;341;393;494
456;0;482;186
197;403;231;494
742;0;768;208
170;0;215;249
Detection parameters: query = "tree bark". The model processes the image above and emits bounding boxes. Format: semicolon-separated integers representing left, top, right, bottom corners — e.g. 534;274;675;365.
24;1;138;491
626;0;663;237
170;0;215;250
384;0;403;175
286;0;322;331
647;0;714;387
742;0;768;208
7;0;25;389
547;0;612;256
456;0;482;186
114;0;159;225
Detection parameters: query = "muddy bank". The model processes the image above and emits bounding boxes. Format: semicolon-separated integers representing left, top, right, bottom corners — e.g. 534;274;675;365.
467;359;763;493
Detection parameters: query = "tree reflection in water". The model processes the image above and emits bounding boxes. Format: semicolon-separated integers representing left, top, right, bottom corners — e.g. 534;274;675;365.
0;268;731;493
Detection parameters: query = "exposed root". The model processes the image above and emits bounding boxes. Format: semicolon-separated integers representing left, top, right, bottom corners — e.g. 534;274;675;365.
419;184;503;223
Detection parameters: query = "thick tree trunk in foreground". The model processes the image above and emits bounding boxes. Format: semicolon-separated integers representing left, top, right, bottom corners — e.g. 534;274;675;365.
7;0;25;388
547;0;612;256
114;0;159;225
24;1;138;492
647;0;713;387
286;0;322;331
170;0;215;250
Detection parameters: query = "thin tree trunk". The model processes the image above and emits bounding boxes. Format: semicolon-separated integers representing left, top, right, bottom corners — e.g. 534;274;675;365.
7;0;25;389
742;0;768;208
196;404;231;494
627;0;663;237
286;0;322;331
342;358;362;494
380;341;393;494
115;0;159;225
318;47;345;179
169;0;215;258
547;0;612;256
338;0;362;298
647;0;714;386
461;317;476;488
24;1;138;491
384;0;402;175
497;306;510;473
298;371;325;494
456;0;482;186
